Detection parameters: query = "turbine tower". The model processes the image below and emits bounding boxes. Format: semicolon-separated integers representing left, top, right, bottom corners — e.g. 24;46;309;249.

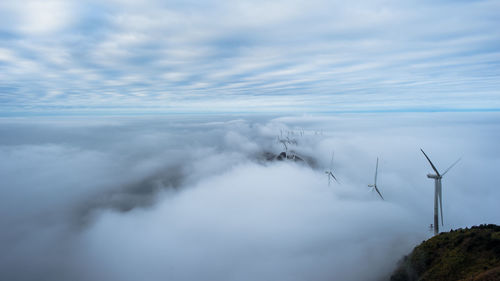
421;149;461;235
325;152;339;186
368;157;384;200
276;136;288;158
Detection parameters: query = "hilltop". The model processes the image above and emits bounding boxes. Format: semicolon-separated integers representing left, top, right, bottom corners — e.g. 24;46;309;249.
390;224;500;281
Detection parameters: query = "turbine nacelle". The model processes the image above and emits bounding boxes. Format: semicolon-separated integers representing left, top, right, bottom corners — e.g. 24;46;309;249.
427;174;440;179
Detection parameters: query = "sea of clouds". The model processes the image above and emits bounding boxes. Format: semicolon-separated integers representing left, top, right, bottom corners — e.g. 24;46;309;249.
1;112;499;281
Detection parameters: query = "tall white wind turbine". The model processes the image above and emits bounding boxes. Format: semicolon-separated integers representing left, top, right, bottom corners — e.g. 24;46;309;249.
368;157;384;200
325;152;339;186
421;149;461;235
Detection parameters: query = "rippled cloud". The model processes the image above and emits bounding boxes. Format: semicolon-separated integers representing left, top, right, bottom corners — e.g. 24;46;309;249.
0;0;499;114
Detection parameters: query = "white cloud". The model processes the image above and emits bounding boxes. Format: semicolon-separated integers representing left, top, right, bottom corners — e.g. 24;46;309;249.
1;113;499;280
79;162;418;281
7;0;75;35
0;0;499;113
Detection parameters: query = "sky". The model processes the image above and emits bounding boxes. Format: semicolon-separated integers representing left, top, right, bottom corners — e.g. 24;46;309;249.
1;113;500;281
0;0;499;115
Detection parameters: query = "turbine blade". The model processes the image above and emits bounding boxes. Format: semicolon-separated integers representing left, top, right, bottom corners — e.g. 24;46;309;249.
421;149;440;177
330;172;339;183
442;158;461;176
375;186;384;200
374;157;379;185
439;183;443;226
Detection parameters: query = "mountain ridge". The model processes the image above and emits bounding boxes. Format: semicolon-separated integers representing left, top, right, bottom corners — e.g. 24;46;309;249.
390;224;500;281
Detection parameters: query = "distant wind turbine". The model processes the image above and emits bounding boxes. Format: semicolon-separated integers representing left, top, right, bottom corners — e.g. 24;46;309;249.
276;134;289;157
421;149;461;235
325;152;339;186
368;157;384;200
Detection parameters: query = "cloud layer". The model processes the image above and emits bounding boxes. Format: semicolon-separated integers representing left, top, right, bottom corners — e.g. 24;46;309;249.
1;113;500;280
0;0;499;114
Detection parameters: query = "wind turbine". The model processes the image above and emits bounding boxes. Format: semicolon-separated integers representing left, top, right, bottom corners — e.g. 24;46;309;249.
325;152;339;186
368;157;384;200
421;149;461;235
276;135;288;158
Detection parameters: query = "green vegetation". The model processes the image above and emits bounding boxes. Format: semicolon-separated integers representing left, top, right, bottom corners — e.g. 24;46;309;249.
391;224;500;281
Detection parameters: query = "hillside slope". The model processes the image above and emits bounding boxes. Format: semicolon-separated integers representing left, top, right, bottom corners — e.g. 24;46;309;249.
390;224;500;281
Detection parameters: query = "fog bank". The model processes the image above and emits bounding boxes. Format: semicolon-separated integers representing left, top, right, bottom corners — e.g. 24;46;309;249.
1;113;499;281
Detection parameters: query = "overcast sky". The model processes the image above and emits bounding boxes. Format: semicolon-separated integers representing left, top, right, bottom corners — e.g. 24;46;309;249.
0;0;499;115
